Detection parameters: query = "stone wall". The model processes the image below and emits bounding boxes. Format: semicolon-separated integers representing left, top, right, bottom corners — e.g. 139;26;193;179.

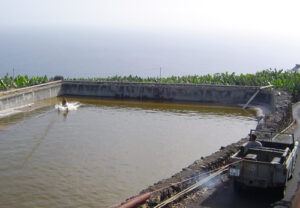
257;90;293;132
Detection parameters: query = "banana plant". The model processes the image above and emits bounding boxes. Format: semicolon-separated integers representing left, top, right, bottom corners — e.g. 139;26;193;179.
0;78;7;90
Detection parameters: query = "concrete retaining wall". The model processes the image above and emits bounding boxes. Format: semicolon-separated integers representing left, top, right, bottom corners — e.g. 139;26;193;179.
0;80;282;117
62;81;275;110
0;81;62;111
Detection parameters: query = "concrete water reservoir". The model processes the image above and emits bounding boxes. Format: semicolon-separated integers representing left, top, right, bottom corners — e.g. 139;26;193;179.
0;81;286;208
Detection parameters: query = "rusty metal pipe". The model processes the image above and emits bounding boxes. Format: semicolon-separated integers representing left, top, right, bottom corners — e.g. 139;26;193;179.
117;192;152;208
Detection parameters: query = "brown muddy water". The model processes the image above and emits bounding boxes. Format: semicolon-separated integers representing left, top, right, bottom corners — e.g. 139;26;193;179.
0;97;257;208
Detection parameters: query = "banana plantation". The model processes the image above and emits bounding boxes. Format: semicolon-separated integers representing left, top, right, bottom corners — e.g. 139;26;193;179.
69;69;300;96
1;69;300;97
0;74;48;91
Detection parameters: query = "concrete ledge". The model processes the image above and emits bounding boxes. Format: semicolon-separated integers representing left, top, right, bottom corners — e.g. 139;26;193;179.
62;81;274;109
0;81;62;112
0;80;286;122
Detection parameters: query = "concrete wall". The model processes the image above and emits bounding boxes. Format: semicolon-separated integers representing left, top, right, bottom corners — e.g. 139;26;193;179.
0;81;62;111
62;81;275;109
0;80;277;113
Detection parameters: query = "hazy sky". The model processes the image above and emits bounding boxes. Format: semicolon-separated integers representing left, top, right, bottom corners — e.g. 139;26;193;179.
1;0;300;38
0;0;299;77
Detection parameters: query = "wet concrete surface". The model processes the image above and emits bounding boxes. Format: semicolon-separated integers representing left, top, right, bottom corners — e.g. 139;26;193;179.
179;103;300;208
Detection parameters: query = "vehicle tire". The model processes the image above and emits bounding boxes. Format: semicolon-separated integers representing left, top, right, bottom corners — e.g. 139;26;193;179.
274;186;286;199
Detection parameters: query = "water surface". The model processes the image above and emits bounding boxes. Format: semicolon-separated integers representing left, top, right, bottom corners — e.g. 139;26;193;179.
0;29;298;77
0;98;257;207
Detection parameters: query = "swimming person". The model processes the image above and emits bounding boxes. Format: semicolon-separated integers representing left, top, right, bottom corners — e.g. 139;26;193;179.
62;98;68;107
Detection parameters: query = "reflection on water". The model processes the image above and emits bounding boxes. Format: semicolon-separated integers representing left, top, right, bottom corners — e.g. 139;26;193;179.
0;124;6;131
0;97;257;208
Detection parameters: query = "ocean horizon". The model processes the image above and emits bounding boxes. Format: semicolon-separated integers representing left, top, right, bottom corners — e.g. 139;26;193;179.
0;27;298;78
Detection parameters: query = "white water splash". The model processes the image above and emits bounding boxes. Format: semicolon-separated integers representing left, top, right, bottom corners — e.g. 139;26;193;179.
55;102;81;111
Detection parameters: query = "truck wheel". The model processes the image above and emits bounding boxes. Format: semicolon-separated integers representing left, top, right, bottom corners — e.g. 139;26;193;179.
274;186;286;199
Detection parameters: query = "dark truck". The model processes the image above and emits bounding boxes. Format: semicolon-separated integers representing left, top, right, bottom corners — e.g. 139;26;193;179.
229;130;298;197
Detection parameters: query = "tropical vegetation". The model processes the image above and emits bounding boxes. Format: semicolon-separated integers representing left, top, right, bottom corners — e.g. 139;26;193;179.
0;74;48;91
1;69;299;98
69;69;300;96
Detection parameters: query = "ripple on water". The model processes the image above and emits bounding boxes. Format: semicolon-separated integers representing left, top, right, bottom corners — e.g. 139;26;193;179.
0;98;257;208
